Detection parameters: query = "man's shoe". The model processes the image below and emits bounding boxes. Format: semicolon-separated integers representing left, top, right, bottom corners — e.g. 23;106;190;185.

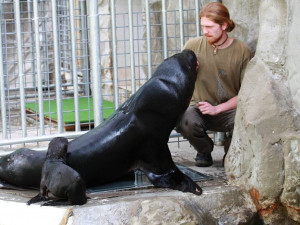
195;152;213;167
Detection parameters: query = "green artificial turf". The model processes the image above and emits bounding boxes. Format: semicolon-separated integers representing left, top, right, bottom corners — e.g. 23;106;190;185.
26;97;115;125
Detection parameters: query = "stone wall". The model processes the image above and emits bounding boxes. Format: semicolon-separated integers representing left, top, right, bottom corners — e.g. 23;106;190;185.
224;0;300;224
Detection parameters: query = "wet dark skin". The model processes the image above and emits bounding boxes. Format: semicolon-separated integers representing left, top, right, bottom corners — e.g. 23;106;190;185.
0;50;202;196
27;137;87;206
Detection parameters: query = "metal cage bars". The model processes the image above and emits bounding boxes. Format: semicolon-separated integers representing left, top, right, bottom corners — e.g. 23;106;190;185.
0;0;201;146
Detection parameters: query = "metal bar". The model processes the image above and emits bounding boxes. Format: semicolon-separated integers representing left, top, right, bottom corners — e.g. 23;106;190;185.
69;0;81;131
5;84;85;93
110;0;119;109
145;0;152;79
135;12;143;84
27;0;36;88
2;14;10;140
33;0;45;135
61;0;70;74
179;0;184;50
14;0;27;138
0;130;183;147
51;0;64;133
41;1;50;87
195;0;200;36
7;92;75;100
0;20;7;139
79;0;90;96
0;4;8;91
128;0;136;94
87;0;103;126
161;0;168;59
0;131;87;147
214;132;225;146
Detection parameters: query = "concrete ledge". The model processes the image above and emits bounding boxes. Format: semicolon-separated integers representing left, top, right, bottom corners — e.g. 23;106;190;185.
0;185;254;225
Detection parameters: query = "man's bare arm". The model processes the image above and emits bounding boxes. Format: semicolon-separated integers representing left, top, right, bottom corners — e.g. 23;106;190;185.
197;96;237;116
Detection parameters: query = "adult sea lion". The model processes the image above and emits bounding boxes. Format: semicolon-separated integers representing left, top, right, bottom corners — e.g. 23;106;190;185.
27;137;87;206
0;49;202;195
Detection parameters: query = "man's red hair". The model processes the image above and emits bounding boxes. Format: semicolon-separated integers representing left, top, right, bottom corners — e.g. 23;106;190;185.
200;2;235;32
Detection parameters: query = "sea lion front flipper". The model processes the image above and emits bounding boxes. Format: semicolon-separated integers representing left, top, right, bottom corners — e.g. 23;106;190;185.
140;142;202;195
27;194;48;205
146;168;202;195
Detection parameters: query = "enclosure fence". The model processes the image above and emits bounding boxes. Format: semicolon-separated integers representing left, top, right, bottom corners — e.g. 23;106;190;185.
0;0;204;148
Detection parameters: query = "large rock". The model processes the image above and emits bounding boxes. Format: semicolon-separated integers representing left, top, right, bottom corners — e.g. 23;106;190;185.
130;197;199;225
225;57;300;223
64;186;254;225
280;136;300;222
286;1;300;113
225;0;300;224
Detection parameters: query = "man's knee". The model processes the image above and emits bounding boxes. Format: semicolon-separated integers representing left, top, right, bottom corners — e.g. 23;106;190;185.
176;106;206;138
177;118;205;139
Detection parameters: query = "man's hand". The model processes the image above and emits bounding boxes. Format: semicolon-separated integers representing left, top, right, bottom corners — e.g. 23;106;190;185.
197;96;238;116
197;101;219;116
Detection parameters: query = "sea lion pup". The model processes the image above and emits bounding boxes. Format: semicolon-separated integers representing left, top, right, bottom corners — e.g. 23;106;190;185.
27;137;87;206
0;49;202;195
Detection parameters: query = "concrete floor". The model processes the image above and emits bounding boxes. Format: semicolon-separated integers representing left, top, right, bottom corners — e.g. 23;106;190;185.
0;138;256;225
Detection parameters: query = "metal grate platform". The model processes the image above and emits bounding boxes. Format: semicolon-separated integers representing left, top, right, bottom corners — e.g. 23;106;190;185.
87;164;211;193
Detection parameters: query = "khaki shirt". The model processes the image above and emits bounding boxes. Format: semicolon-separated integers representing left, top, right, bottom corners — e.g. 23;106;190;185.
184;36;251;106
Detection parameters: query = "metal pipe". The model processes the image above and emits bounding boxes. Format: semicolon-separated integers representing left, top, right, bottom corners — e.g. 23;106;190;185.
14;0;27;138
7;92;76;100
27;0;36;88
5;83;85;93
214;132;225;146
128;0;136;94
1;4;8;91
0;131;88;147
145;0;152;79
195;0;200;36
87;0;103;126
0;18;7;139
41;1;50;86
179;0;184;50
69;0;81;131
110;0;119;109
161;0;168;59
51;0;64;133
79;0;90;96
33;0;45;135
62;0;69;71
0;130;183;147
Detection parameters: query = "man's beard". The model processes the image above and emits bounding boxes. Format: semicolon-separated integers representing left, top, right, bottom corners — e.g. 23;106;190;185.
206;34;222;45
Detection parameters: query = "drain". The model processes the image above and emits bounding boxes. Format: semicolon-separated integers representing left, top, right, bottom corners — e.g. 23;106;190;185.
87;164;211;193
